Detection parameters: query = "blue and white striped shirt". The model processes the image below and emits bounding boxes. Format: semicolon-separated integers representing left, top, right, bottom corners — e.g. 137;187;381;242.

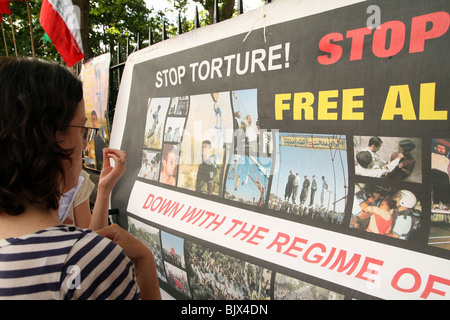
0;225;140;300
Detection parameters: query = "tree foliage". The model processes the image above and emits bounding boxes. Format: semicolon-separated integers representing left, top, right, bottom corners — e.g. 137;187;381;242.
190;0;236;23
89;0;151;56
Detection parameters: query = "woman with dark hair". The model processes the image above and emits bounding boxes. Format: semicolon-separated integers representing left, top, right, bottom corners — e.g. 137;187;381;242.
0;57;161;300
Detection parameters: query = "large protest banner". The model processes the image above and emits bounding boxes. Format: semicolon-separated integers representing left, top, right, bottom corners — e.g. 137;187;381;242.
109;0;449;300
80;53;111;170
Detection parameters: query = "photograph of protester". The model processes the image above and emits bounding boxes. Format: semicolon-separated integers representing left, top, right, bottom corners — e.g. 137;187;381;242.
350;183;423;241
144;97;170;150
353;136;422;183
177;92;233;196
159;144;180;186
138;150;161;181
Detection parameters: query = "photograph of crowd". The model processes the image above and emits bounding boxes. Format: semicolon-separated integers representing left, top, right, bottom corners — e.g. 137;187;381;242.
165;261;191;298
353;136;422;183
350;183;423;241
274;273;344;300
429;138;450;250
186;242;271;300
268;199;344;225
161;231;186;269
127;217;167;283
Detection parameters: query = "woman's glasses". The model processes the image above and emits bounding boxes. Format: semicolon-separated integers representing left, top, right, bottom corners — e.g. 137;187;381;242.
69;125;99;143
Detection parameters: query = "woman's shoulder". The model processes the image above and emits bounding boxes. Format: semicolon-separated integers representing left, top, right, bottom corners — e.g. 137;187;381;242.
59;225;140;300
0;225;138;300
56;225;128;264
0;224;93;248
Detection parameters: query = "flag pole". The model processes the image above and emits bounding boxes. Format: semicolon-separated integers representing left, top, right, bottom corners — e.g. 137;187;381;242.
26;0;35;57
8;14;17;57
1;15;8;56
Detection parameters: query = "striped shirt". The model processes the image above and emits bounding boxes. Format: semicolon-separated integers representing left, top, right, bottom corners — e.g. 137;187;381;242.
0;225;140;300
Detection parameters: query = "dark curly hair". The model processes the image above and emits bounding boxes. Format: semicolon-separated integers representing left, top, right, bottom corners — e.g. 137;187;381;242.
0;57;83;215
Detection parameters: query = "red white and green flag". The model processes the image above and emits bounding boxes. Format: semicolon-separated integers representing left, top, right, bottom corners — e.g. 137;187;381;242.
0;1;26;17
0;1;11;16
39;0;84;66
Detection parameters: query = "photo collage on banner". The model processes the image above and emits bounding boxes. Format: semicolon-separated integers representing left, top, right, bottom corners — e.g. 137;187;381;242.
132;89;352;300
110;0;450;300
351;136;423;241
430;138;450;249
